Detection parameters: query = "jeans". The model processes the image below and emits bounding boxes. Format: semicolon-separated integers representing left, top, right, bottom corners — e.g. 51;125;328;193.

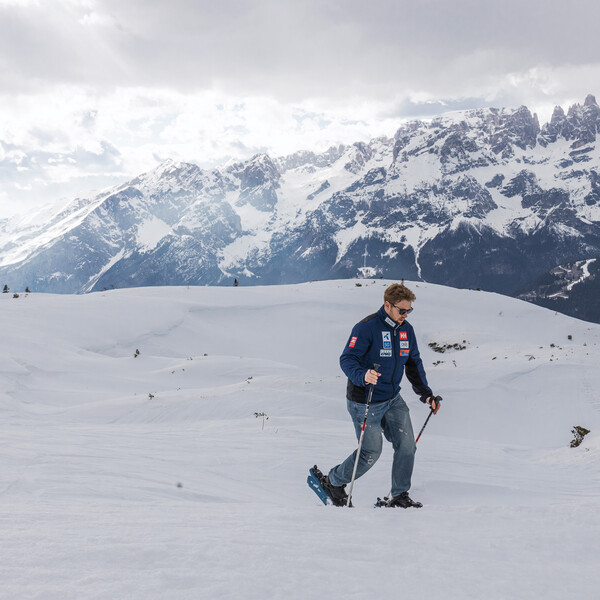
328;393;416;497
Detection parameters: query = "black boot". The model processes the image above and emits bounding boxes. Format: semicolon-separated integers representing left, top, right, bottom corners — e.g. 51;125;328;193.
311;465;352;507
322;476;351;507
386;492;423;508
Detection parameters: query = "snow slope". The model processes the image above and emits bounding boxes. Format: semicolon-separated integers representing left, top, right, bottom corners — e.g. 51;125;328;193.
1;280;599;599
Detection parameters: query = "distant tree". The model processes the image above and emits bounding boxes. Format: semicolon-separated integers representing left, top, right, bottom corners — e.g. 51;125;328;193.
25;287;31;293
234;278;239;287
2;284;8;293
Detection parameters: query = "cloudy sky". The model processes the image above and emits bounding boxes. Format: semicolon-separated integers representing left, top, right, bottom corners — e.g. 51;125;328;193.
1;0;599;217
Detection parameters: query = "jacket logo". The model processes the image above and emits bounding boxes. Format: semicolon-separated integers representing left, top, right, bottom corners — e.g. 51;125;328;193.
380;349;392;358
349;336;358;348
382;331;391;349
399;332;408;340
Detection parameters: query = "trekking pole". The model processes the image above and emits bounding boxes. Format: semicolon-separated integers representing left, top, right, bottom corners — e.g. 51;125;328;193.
415;409;434;443
415;396;442;443
346;363;380;507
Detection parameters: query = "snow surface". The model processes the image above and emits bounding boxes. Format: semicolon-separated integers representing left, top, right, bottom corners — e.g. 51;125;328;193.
2;280;600;599
566;258;597;291
135;217;174;251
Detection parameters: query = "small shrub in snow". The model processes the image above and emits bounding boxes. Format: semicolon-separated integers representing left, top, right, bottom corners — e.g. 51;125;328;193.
428;341;467;353
570;426;590;448
254;412;269;430
13;293;19;298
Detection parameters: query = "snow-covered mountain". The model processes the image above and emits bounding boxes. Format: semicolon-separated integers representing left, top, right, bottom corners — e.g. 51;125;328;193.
2;280;599;598
1;95;599;321
515;257;600;322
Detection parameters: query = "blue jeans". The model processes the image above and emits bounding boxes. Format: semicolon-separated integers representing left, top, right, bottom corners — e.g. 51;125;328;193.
328;393;416;497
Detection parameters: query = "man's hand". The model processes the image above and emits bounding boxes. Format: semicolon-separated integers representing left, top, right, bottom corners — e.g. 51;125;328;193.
364;369;381;386
426;395;443;414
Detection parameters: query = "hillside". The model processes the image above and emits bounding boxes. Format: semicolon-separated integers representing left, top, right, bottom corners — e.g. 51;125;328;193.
1;280;599;599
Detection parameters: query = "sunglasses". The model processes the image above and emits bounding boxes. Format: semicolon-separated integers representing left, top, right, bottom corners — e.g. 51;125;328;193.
392;304;413;316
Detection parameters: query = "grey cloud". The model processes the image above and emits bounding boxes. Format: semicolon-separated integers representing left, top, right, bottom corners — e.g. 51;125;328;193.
2;0;600;102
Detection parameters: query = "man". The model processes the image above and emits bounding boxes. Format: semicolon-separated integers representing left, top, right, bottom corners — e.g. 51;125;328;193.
318;283;441;508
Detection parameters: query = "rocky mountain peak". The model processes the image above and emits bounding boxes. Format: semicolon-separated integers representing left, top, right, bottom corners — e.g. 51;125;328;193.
540;94;600;148
550;105;566;125
225;153;281;212
129;158;203;194
489;105;540;156
274;145;346;173
240;153;280;188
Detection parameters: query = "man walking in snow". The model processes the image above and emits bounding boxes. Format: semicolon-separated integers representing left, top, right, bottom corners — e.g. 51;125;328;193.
316;283;441;507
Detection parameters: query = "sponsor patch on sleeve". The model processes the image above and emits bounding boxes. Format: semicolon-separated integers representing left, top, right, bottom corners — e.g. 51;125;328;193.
349;336;358;348
399;331;408;340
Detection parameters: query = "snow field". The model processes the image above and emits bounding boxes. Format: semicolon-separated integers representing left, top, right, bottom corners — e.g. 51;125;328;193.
1;280;599;599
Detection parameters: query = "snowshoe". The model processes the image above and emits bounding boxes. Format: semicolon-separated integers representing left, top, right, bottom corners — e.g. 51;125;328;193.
307;465;351;507
375;492;423;508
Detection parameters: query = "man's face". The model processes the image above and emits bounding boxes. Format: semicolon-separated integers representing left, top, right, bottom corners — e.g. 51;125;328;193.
384;299;412;325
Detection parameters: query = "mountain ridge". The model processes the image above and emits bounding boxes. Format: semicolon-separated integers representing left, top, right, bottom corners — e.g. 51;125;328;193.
1;95;599;321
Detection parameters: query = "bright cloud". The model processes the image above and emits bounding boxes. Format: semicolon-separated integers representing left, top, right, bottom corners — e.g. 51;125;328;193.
1;0;600;216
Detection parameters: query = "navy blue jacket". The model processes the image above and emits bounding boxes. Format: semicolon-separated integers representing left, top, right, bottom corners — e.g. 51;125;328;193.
340;306;432;404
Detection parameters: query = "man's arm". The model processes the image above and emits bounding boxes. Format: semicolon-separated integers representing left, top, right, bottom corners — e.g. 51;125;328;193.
405;333;442;413
339;322;373;386
404;334;432;397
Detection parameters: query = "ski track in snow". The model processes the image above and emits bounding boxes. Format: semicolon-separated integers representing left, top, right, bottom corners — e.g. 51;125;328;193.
1;280;599;600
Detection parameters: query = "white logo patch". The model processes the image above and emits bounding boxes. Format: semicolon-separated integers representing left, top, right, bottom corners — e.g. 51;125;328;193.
380;349;392;357
382;331;391;349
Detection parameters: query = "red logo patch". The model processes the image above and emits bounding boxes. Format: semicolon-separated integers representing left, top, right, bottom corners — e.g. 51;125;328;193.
349;336;358;348
399;332;408;340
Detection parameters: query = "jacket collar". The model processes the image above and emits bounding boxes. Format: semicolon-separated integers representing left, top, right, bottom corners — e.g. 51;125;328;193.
377;305;400;331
